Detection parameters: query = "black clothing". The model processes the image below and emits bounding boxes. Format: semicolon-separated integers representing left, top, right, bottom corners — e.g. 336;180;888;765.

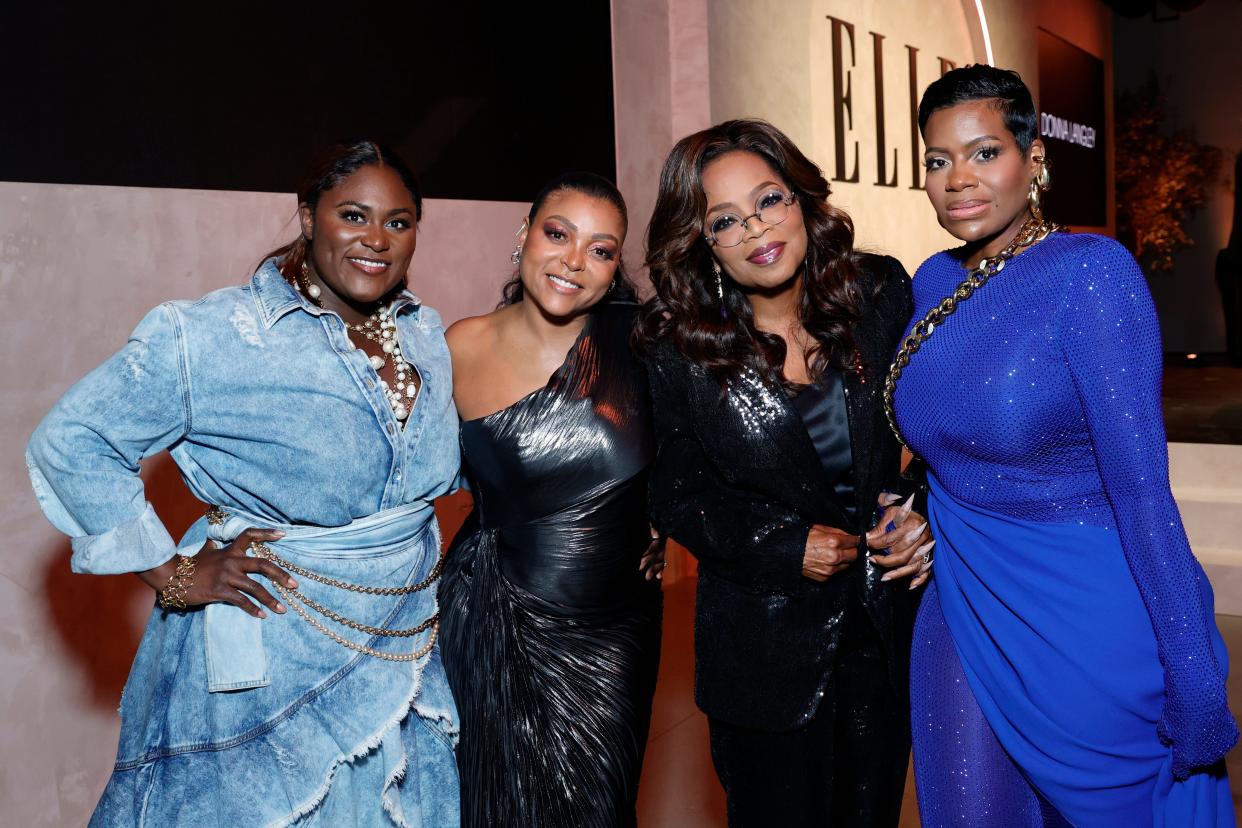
440;303;663;828
645;253;918;734
708;606;911;828
791;370;856;520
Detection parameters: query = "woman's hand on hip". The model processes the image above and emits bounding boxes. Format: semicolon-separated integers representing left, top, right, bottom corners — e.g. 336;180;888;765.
139;527;297;618
802;525;860;582
866;493;933;589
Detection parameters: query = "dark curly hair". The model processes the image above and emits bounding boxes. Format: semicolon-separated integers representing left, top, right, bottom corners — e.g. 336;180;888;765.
500;171;637;307
260;140;423;284
635;119;865;389
918;65;1038;152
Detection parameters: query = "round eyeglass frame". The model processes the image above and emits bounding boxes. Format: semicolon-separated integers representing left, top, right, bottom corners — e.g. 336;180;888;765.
704;192;797;248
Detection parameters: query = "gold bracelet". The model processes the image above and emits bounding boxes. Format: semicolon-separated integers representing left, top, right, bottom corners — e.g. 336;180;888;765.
157;555;197;610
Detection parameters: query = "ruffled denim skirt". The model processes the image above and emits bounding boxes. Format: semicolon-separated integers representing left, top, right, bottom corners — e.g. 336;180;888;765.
89;502;460;828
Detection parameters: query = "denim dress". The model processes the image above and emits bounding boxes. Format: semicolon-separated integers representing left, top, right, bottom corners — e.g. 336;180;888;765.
26;261;462;827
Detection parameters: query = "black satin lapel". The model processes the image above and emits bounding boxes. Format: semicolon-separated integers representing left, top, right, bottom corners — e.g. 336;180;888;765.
842;368;879;525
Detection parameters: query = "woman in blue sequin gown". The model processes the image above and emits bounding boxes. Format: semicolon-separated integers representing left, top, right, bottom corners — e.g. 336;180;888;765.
891;66;1237;826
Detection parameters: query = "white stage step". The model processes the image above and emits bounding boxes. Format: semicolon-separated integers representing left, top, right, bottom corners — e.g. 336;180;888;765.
1170;443;1242;616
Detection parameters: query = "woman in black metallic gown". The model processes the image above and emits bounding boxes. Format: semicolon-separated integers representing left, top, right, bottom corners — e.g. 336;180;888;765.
439;172;663;828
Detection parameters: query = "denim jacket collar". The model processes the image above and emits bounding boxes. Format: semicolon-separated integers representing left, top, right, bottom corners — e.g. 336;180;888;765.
251;259;422;330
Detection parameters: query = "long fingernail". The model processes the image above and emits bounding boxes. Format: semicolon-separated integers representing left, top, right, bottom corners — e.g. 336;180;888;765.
881;572;895;582
903;523;928;543
914;540;935;557
878;492;901;506
898;494;915;520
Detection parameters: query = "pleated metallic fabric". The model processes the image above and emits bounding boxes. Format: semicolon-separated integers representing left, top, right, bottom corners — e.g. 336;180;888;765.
440;303;662;828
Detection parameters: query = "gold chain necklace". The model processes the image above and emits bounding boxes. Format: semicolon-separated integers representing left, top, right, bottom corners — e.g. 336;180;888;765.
882;217;1061;447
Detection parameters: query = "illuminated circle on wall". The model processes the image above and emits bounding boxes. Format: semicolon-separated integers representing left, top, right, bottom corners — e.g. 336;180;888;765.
958;0;996;65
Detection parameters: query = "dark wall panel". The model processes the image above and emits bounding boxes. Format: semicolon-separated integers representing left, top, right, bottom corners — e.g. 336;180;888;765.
0;2;615;202
1037;28;1108;227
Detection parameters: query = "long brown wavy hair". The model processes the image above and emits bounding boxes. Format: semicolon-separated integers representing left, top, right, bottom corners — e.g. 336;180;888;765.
636;119;866;389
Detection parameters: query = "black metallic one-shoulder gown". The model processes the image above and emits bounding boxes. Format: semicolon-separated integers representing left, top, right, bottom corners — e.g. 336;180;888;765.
439;304;663;828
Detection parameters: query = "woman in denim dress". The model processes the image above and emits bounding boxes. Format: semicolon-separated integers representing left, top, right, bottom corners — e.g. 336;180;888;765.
26;142;461;827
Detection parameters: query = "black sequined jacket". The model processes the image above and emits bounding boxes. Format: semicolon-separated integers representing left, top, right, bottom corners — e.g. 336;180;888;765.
646;253;920;732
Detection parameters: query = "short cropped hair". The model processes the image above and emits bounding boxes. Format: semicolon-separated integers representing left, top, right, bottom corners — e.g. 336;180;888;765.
918;65;1038;152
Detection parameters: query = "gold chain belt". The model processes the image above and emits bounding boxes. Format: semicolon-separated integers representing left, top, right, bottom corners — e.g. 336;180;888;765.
205;506;442;662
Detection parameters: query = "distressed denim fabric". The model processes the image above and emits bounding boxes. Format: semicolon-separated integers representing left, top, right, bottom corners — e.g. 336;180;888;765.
27;261;461;826
27;260;459;575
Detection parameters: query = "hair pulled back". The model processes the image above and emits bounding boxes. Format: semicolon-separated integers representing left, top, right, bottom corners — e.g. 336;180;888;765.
501;171;636;306
261;141;423;283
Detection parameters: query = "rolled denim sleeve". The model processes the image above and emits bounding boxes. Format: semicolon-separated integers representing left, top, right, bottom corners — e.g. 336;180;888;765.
27;304;191;575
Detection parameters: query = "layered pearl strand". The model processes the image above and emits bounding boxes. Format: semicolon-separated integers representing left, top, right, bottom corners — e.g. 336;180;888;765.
295;266;416;422
345;309;416;421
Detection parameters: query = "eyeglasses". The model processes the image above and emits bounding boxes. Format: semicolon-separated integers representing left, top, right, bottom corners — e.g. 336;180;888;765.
704;190;797;248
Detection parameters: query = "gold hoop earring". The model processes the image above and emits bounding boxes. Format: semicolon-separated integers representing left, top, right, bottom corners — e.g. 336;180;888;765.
1029;155;1052;220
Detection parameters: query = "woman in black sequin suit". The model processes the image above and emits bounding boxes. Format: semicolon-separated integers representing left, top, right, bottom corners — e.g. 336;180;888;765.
637;120;929;827
439;173;663;828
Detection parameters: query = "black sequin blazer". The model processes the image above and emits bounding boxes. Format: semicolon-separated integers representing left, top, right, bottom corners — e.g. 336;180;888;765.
646;253;920;732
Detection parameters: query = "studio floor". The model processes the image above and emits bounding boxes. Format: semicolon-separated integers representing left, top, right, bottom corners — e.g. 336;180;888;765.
635;577;1242;827
1163;357;1242;444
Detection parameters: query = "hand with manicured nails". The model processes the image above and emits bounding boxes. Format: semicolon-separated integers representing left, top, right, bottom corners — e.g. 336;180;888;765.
866;493;933;590
138;527;298;618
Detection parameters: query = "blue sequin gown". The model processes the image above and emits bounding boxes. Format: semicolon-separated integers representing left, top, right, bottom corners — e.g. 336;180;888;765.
893;233;1237;827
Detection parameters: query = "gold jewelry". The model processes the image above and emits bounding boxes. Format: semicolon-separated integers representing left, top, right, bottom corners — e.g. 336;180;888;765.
295;259;322;301
274;582;439;663
247;539;443;662
1028;155;1052;221
248;541;442;596
342;307;418;421
289;276;416;420
157;555;197;610
882;217;1061;447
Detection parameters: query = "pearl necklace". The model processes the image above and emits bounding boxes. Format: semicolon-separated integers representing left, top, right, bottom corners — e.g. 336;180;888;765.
345;309;417;421
294;269;416;422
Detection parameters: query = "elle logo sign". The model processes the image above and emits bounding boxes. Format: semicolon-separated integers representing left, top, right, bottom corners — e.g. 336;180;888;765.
824;15;964;191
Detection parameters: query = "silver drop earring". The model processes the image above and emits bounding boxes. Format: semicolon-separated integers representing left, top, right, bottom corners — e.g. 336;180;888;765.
511;246;521;265
712;259;727;319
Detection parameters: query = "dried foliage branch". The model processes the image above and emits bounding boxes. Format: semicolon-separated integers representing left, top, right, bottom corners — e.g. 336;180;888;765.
1115;77;1220;271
